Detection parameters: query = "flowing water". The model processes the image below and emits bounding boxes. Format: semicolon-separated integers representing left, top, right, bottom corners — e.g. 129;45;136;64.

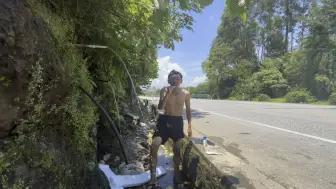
121;60;144;118
108;81;121;128
76;44;144;118
109;47;144;119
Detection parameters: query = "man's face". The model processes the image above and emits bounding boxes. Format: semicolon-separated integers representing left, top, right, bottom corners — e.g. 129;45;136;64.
169;74;182;86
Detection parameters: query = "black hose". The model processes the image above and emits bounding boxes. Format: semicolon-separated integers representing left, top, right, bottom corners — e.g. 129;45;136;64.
79;86;129;164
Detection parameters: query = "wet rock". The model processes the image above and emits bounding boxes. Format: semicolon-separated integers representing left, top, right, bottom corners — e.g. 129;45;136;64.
36;141;48;152
0;139;4;147
124;112;140;127
0;101;19;138
139;122;145;127
0;0;47;139
10;122;30;135
13;163;36;181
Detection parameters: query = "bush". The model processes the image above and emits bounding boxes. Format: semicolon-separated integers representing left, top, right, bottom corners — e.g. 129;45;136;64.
253;69;290;98
285;89;315;103
328;93;336;105
254;94;271;102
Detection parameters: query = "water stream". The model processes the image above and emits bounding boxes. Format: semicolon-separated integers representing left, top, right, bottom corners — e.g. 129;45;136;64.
109;48;144;119
75;44;144;119
108;81;121;129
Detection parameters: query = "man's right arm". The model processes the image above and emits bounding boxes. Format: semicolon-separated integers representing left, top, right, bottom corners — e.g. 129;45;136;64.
158;87;170;110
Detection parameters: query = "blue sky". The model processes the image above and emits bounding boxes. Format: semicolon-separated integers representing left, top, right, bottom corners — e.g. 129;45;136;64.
150;0;225;88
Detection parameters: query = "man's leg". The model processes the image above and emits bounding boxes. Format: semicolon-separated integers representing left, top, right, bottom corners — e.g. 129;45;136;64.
173;138;183;183
149;136;162;184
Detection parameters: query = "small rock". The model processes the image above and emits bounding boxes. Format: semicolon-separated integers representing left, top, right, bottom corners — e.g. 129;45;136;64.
103;154;111;161
119;161;145;175
99;160;105;164
141;154;150;161
139;122;147;127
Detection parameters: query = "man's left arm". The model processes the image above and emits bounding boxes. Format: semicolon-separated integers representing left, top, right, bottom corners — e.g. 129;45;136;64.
185;91;192;137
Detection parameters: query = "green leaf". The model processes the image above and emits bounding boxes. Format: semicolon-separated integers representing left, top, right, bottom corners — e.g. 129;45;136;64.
226;0;252;24
240;11;246;24
186;25;193;30
89;79;98;89
179;0;190;10
197;0;214;7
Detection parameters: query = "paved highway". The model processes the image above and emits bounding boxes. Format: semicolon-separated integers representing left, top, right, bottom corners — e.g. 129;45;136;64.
141;97;336;189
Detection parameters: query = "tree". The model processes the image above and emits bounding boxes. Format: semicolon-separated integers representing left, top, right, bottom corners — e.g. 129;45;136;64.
197;0;335;102
202;5;258;98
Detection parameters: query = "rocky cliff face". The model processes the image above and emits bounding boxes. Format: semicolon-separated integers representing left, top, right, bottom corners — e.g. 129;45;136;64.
0;0;156;188
1;0;39;138
0;0;65;138
0;1;107;188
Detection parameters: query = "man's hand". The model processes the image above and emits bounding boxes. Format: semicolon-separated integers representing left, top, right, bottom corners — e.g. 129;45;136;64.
187;124;192;137
166;86;176;95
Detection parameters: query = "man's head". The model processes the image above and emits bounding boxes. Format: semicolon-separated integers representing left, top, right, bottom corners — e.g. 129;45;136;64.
167;70;183;86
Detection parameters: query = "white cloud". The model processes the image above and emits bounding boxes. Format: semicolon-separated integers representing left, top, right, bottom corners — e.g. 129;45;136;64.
150;56;207;88
190;75;207;86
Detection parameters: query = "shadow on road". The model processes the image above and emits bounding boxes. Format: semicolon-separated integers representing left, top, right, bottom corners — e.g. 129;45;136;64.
182;109;210;120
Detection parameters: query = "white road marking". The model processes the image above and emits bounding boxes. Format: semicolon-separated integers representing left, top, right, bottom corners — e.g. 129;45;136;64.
195;108;336;144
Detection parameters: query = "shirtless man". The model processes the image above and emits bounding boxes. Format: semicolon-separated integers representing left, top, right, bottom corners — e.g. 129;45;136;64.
148;70;192;188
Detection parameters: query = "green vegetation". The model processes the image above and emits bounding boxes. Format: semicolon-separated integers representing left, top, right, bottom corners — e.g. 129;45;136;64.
192;0;336;105
285;89;316;104
253;94;271;102
1;0;219;188
328;93;336;105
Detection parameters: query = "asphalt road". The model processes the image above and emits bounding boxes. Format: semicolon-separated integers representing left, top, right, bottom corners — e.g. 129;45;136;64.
141;97;336;189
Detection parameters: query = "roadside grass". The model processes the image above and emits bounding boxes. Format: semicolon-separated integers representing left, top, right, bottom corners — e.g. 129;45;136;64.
311;101;329;105
267;98;286;103
268;98;329;105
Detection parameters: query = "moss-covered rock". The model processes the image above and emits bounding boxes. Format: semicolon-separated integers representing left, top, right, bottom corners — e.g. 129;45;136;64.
181;139;228;189
0;0;104;188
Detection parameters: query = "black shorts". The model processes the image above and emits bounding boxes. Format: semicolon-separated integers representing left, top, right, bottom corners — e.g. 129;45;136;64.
153;114;184;145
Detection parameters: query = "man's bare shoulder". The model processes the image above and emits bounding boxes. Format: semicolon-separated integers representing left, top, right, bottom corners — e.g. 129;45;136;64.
183;89;191;97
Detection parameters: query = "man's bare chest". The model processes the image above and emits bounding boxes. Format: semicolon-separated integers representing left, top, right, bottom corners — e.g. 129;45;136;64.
167;91;185;106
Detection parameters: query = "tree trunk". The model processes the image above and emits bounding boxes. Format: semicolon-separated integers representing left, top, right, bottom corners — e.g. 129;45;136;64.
285;0;289;52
